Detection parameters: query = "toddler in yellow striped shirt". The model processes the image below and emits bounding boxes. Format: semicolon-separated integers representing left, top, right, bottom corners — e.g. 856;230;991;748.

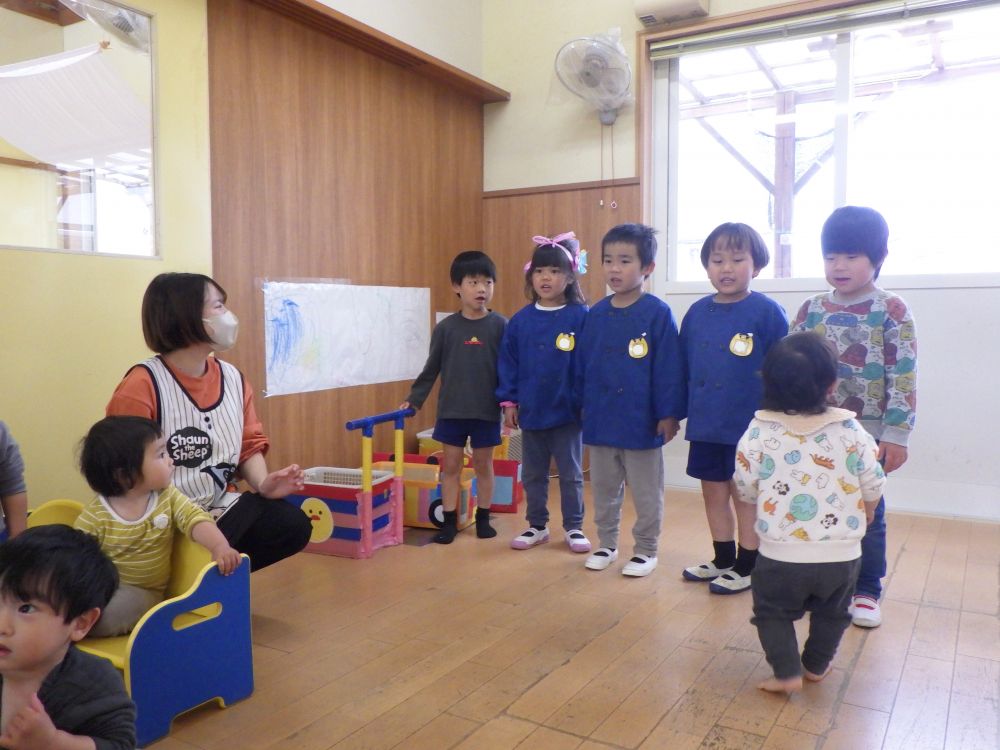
75;416;241;637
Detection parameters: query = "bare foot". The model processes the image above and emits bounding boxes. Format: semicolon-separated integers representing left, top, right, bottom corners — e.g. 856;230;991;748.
804;666;832;682
758;676;803;694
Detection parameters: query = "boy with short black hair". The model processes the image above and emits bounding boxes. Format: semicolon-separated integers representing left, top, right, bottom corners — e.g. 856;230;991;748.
791;205;917;628
0;524;136;749
402;250;507;544
680;223;788;594
576;223;686;577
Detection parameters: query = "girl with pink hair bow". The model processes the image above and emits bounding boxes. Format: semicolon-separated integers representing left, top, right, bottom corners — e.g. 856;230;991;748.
496;232;591;554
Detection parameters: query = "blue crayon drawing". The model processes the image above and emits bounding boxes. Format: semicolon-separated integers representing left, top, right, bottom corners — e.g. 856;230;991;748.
267;298;303;371
261;280;430;396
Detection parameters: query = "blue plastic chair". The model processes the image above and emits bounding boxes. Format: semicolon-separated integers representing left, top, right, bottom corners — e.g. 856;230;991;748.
28;499;254;746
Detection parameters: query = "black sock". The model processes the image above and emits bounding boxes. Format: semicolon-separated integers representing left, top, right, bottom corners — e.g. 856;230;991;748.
732;545;758;576
712;540;736;569
476;507;496;539
433;510;458;545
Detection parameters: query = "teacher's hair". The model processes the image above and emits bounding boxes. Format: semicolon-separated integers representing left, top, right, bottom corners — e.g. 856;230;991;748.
142;272;227;354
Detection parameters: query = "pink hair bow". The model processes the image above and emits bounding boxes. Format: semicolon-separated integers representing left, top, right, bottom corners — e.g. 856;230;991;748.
533;231;577;249
524;231;587;274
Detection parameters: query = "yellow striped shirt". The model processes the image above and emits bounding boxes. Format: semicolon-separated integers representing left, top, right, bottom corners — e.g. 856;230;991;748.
74;485;213;590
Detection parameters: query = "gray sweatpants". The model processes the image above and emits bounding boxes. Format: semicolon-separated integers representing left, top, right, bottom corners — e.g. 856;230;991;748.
588;445;664;557
521;423;584;531
751;555;860;679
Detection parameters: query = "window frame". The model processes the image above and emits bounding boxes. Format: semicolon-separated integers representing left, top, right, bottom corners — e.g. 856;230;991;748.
638;0;1000;295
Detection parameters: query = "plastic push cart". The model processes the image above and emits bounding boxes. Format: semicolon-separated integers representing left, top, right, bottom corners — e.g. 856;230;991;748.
371;458;478;530
286;408;413;559
416;427;523;513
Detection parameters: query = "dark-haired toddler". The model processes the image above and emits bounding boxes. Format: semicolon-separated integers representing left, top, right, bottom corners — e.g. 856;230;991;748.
75;416;241;636
734;331;885;693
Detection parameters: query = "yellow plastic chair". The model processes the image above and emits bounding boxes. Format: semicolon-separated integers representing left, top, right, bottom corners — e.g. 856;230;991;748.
24;498;83;527
27;499;254;746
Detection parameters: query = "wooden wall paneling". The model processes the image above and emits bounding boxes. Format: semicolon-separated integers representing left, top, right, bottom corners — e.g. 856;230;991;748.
208;0;484;472
482;181;642;316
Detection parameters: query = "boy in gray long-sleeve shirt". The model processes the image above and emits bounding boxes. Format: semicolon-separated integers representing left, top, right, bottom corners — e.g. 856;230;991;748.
402;251;507;544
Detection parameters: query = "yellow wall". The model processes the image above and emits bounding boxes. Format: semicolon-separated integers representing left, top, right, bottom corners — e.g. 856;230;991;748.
0;143;58;249
482;0;784;191
0;9;62;64
317;0;484;76
483;0;643;191
0;10;62;249
0;0;211;506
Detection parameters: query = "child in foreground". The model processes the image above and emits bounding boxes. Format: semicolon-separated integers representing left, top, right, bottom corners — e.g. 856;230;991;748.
76;416;242;637
497;231;590;553
0;525;136;749
680;223;788;593
734;332;885;693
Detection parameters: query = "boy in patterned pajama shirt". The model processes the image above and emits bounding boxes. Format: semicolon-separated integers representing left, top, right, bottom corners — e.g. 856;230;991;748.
791;206;917;629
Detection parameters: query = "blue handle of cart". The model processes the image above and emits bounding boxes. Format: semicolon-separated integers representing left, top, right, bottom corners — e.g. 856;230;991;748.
345;408;415;437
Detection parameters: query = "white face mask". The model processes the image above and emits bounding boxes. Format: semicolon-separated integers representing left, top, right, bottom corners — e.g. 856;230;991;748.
203;310;239;351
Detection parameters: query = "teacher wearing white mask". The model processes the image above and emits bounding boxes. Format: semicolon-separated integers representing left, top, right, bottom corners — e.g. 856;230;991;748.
106;273;311;570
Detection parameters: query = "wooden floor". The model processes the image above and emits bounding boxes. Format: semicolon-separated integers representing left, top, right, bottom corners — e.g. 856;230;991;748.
160;486;1000;750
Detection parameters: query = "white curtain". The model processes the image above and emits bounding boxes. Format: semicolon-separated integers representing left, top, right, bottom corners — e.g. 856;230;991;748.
0;44;150;169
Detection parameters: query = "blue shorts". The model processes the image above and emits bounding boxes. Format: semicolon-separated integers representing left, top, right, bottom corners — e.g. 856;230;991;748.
433;418;501;449
686;440;737;482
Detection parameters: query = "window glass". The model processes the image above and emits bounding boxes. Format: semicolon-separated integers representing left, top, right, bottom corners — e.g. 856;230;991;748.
653;3;1000;280
0;0;154;256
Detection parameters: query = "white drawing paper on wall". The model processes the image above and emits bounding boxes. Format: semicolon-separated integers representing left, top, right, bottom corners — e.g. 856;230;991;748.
262;281;430;396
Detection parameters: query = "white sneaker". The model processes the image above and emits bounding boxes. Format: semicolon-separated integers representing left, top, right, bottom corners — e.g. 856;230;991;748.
585;547;618;570
564;529;592;553
851;595;882;628
708;571;751;594
622;554;658;577
510;527;549;550
682;560;733;581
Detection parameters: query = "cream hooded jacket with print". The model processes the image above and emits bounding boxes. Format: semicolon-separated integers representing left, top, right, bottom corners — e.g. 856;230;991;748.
735;408;886;564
